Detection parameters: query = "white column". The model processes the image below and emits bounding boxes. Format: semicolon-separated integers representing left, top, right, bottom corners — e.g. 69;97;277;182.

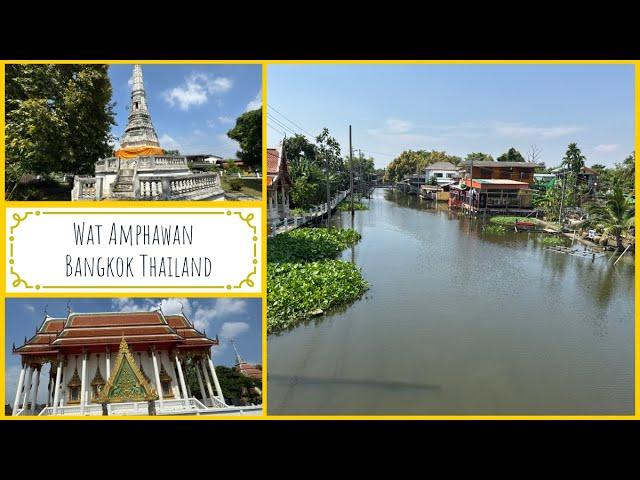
106;348;111;379
174;353;190;407
12;363;27;415
207;355;224;401
194;363;207;405
200;358;215;405
21;364;33;411
30;365;41;414
151;349;163;407
80;350;87;415
52;357;63;415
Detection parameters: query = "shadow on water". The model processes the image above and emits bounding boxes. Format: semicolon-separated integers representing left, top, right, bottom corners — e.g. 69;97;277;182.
268;374;441;392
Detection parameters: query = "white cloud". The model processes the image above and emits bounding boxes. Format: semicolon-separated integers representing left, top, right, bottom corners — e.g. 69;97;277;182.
24;305;35;313
594;143;619;153
206;120;216;128
219;321;250;340
159;133;180;150
192;299;248;331
111;298;143;311
492;122;583;139
163;72;233;111
384;118;413;134
218;116;233;124
246;90;262;111
113;297;248;335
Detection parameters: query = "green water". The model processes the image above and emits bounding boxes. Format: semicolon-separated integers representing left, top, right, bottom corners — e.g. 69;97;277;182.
267;189;634;415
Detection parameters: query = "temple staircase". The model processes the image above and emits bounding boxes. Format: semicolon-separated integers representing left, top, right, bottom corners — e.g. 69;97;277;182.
111;168;136;199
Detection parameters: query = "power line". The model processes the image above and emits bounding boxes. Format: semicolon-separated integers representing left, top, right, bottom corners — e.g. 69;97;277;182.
267;114;301;137
267;104;398;160
267;104;316;138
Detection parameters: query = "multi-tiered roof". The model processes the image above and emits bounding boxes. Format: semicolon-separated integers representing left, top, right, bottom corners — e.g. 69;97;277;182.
14;310;218;357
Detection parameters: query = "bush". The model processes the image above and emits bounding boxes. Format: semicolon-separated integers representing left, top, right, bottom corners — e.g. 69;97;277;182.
228;177;243;191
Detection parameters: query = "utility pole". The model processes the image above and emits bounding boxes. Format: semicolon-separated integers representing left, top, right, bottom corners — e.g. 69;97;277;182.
323;147;331;226
349;125;354;217
358;149;363;200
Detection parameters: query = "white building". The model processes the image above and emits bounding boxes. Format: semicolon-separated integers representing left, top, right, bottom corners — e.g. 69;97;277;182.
424;162;459;186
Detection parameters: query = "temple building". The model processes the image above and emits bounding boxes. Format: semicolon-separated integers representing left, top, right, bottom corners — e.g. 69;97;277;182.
267;144;292;220
71;64;224;201
11;309;261;416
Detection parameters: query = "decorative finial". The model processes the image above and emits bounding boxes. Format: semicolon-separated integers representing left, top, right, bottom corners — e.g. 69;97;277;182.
180;302;184;315
66;300;72;316
43;304;48;317
12;342;16;352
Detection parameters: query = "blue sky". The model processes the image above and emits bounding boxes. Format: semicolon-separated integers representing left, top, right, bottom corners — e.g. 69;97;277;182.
267;64;635;169
109;64;262;157
5;298;262;404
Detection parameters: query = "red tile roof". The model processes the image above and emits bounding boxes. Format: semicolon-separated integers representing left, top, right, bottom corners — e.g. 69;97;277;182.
14;311;218;356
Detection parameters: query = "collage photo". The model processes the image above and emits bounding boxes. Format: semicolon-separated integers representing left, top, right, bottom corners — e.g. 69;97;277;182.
0;60;636;420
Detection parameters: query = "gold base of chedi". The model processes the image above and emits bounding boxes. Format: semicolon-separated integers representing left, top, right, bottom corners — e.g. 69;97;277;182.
115;146;164;158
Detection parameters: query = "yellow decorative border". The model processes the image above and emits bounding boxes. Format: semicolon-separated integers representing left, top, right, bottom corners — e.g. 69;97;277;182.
7;209;260;291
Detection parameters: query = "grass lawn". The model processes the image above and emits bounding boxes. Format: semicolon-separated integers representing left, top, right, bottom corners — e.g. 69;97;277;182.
221;178;262;199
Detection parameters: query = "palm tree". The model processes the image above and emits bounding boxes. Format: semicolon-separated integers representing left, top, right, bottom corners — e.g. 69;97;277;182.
586;187;634;251
561;143;586;204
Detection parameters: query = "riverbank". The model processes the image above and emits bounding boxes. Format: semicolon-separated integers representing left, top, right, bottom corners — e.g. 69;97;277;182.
267;227;369;333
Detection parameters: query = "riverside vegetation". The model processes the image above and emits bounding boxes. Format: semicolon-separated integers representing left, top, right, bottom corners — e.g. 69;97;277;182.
267;227;369;333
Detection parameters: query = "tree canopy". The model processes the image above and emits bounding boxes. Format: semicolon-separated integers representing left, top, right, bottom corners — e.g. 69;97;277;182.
496;147;525;162
5;64;116;198
227;108;262;169
465;152;494;162
384;150;462;182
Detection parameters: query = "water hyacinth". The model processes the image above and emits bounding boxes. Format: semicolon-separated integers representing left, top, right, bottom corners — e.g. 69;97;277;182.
337;201;369;212
267;227;368;333
268;227;361;263
267;261;369;333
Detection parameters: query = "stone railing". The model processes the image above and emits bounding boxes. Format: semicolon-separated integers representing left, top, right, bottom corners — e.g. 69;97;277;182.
95;157;120;173
71;176;104;201
38;397;217;416
137;172;223;200
137;156;189;171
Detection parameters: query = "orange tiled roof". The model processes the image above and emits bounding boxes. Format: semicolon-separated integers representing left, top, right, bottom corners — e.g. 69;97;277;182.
14;311;218;356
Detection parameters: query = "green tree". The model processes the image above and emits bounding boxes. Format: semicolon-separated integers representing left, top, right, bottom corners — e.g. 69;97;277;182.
465;152;494;162
585;186;635;251
383;150;460;183
215;366;262;405
5;64;116;199
227;108;262;169
283;134;317;177
497;147;525;162
561;142;586;203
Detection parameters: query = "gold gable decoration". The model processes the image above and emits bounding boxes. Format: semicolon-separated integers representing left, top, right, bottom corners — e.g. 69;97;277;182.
96;338;158;404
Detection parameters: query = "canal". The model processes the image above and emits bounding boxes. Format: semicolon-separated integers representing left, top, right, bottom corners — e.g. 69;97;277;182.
267;189;634;415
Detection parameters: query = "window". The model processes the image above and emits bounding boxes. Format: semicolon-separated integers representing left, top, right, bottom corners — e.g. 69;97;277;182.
435;173;443;178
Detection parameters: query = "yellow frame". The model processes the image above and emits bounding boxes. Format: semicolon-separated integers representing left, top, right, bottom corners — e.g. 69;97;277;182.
0;59;637;420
